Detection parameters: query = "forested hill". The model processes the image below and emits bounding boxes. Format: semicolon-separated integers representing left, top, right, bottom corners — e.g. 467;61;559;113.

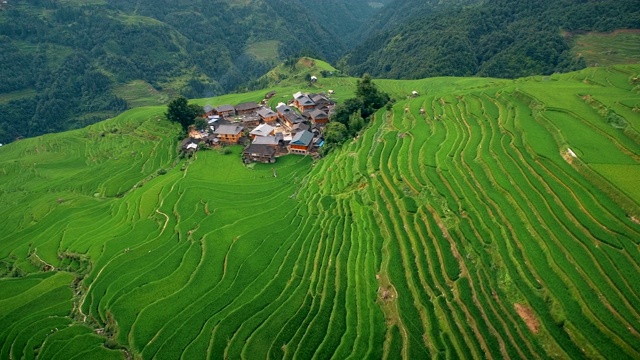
0;0;383;144
340;0;640;79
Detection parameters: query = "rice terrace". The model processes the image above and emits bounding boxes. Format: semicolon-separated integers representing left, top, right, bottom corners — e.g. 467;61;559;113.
1;64;639;359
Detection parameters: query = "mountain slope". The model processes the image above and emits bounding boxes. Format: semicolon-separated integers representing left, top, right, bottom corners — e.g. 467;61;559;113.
340;0;640;79
0;65;638;358
0;0;385;144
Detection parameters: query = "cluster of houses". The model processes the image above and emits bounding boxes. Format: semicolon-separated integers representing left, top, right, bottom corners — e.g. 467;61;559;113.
181;90;335;164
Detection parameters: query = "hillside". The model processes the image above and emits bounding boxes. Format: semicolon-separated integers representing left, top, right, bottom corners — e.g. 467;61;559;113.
1;64;639;358
0;0;384;145
341;0;640;79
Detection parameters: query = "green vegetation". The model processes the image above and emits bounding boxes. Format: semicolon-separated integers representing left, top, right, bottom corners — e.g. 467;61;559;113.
325;74;391;151
165;97;203;132
0;0;382;144
0;63;639;359
341;0;640;79
246;40;281;62
571;30;640;67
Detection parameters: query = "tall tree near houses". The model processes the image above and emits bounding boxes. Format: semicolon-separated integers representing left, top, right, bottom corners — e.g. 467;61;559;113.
165;96;202;132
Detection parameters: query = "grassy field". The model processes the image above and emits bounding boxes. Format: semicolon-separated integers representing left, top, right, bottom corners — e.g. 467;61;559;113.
113;81;173;108
571;30;640;67
0;65;639;359
245;40;281;62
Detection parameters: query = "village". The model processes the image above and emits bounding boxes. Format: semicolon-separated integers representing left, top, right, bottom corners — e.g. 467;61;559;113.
181;87;335;164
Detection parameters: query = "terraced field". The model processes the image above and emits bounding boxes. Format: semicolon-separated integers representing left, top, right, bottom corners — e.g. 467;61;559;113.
0;65;639;359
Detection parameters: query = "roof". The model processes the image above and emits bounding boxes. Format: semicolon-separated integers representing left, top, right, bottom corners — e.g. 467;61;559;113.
276;104;292;114
216;104;235;113
283;112;304;124
310;109;328;120
236;102;260;111
290;130;313;146
203;104;214;113
214;124;244;135
186;143;198;150
243;143;276;156
293;91;315;106
250;123;275;137
291;122;310;132
252;133;283;145
257;108;277;118
310;94;329;103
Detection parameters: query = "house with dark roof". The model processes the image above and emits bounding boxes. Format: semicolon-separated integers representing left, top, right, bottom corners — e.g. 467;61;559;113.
310;93;333;107
293;91;316;111
309;109;329;126
257;107;278;123
276;103;293;120
203;104;215;117
243;143;276;163
235;101;260;115
291;122;310;136
289;130;314;155
214;124;244;144
265;90;276;99
216;104;236;117
180;137;201;152
282;112;305;128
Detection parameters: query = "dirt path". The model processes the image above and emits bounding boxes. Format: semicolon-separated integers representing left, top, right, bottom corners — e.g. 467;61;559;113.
514;304;540;334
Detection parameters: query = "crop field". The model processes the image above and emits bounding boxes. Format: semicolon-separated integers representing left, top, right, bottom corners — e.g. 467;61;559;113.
0;65;639;359
245;41;281;62
572;30;640;67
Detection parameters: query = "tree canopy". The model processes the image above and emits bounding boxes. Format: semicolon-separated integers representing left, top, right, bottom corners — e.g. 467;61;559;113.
165;97;202;132
340;0;640;79
324;74;390;152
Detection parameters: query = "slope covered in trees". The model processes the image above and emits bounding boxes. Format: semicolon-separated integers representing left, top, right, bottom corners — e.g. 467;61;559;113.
0;63;638;359
340;0;640;79
0;0;385;144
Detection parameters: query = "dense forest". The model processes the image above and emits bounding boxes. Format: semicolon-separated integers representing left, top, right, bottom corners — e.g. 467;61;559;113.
340;0;640;79
0;0;382;144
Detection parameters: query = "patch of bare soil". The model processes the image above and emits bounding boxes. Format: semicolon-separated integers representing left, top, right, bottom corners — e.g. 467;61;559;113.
514;303;540;334
561;150;575;164
630;216;640;225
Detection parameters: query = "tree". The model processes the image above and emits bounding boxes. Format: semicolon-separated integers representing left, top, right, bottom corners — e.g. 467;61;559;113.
194;117;208;132
348;110;365;135
165;96;201;131
324;122;348;147
355;73;390;117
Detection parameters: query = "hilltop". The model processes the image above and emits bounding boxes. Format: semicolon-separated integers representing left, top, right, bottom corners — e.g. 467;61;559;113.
0;64;639;359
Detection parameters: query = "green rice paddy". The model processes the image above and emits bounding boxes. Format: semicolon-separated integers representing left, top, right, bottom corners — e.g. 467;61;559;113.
0;65;639;359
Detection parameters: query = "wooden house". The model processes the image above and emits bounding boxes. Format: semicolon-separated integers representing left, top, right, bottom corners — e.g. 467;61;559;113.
214;124;244;144
276;103;293;120
290;122;310;136
257;108;278;123
243;143;276;163
250;123;275;139
236;101;260;115
293;91;316;112
289;130;314;155
216;104;236;117
309;109;329;126
203;104;215;117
